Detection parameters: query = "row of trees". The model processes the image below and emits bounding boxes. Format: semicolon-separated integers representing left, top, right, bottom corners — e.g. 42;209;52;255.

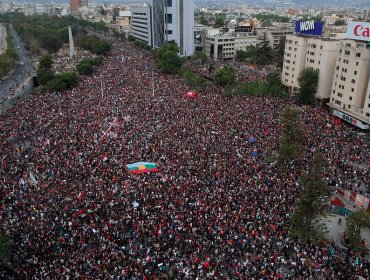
0;25;19;79
236;36;285;67
279;107;370;251
76;56;103;75
36;54;77;92
0;13;111;55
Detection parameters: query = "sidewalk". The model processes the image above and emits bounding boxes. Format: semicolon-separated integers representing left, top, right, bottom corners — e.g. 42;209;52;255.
324;214;370;250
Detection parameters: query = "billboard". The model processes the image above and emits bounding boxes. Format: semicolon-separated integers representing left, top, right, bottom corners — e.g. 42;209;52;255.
333;109;370;130
235;26;253;33
346;22;370;42
295;20;323;36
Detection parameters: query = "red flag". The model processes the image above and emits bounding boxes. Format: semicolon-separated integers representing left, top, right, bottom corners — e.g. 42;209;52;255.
100;153;108;162
78;191;85;200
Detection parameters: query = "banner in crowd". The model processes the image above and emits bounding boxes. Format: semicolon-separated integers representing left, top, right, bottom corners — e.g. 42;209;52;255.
127;162;158;174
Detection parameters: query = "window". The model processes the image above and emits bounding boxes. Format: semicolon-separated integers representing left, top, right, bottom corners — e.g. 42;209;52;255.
354;71;357;75
344;50;350;55
351;79;356;84
338;93;343;98
165;30;173;34
165;14;172;23
356;62;359;66
351;88;354;92
349;96;352;100
356;53;361;58
166;0;172;7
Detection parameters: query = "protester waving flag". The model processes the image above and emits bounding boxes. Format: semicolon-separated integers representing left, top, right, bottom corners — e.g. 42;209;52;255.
127;162;158;174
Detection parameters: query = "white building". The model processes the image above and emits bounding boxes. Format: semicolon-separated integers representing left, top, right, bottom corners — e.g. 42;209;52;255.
131;5;153;47
329;39;370;128
282;22;370;129
204;32;257;61
131;0;194;56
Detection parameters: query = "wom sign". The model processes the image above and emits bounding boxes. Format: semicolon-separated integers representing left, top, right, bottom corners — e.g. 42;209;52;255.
295;20;323;36
346;22;370;42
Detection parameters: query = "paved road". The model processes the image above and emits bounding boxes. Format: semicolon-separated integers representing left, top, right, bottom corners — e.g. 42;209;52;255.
0;24;35;103
0;24;7;55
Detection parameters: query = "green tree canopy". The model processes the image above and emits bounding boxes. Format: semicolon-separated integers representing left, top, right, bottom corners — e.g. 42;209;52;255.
346;210;370;250
46;72;77;92
277;107;303;169
154;43;183;74
297;68;319;105
334;19;346;26
38;54;53;69
214;17;225;28
0;235;11;263
213;66;236;86
290;152;331;244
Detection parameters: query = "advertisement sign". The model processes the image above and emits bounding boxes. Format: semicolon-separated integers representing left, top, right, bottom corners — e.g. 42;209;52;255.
333;109;370;130
295;20;323;36
235;26;253;33
346;22;370;42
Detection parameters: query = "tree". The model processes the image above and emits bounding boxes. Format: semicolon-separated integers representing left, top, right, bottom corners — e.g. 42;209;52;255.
277;107;303;169
290;152;331;244
346;210;370;251
38;54;53;69
214;17;225;28
76;57;103;75
46;72;77;92
297;68;319;105
213;66;236;86
334;19;346;26
154;43;183;74
273;37;286;68
235;50;247;62
0;235;11;263
37;54;54;85
200;16;208;26
265;71;285;96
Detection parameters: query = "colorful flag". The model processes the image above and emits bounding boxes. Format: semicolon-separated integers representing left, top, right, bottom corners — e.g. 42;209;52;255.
127;162;158;174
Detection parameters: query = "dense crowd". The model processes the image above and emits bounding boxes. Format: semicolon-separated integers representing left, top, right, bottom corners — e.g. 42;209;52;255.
185;60;269;83
0;35;369;279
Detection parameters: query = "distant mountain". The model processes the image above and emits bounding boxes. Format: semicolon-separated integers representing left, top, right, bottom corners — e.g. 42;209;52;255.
194;0;370;8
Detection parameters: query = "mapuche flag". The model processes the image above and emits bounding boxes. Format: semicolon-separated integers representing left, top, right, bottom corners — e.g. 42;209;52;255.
127;162;158;174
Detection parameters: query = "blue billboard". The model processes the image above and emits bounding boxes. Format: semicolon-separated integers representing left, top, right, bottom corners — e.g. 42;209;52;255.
295;20;323;36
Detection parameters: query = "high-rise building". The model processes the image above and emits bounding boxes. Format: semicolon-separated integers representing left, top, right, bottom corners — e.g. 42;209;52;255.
282;22;370;129
70;0;88;14
70;0;80;13
131;0;194;56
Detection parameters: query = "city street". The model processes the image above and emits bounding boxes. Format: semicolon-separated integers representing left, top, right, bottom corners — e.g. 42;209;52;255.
0;23;7;54
0;24;35;104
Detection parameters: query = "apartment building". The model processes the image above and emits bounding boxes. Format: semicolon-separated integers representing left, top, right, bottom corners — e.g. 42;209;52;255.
256;28;294;49
204;33;257;61
131;5;153;46
282;34;340;100
131;0;194;56
305;38;340;99
281;35;308;89
282;21;370;129
329;39;370;128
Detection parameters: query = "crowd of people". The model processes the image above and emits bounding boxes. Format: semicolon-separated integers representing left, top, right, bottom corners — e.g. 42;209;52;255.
185;59;269;83
0;34;369;279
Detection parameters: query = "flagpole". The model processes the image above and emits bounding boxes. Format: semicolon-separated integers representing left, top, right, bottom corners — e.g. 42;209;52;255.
100;74;104;99
151;69;155;98
95;117;117;149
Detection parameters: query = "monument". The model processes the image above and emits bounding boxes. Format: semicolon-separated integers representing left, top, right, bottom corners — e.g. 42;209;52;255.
68;25;75;58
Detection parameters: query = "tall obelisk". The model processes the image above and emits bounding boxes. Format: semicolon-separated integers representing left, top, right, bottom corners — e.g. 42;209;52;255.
68;26;75;58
